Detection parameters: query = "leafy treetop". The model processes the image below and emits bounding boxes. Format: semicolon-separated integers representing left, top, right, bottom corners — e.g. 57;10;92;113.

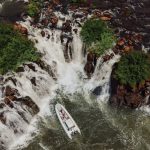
0;23;40;74
80;19;115;55
114;51;150;87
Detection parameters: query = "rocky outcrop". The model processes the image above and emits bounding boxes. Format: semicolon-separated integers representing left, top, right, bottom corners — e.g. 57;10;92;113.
13;23;28;35
84;52;98;77
30;77;36;86
92;86;102;96
35;60;57;79
50;15;58;27
0;86;40;125
102;53;114;62
62;20;72;32
110;71;150;109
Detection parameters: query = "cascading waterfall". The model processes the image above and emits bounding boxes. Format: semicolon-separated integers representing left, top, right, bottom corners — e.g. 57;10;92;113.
1;1;150;150
0;8;120;149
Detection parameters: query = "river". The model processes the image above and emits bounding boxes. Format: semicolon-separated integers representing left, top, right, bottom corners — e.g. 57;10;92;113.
0;0;150;150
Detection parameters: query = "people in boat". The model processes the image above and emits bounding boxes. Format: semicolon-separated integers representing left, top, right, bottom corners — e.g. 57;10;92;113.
59;108;69;120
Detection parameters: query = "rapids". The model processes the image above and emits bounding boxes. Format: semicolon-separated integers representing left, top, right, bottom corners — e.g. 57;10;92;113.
0;1;150;150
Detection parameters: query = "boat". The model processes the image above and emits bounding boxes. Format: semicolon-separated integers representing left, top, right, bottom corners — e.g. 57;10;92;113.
55;103;81;139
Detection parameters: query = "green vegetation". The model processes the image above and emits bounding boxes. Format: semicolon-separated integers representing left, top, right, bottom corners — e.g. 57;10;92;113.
114;51;150;87
80;19;115;55
27;0;42;17
88;32;115;55
0;23;40;74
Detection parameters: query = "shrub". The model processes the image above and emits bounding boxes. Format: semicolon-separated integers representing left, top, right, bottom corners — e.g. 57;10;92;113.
90;32;115;55
27;0;42;17
114;51;150;87
0;23;40;74
80;19;115;55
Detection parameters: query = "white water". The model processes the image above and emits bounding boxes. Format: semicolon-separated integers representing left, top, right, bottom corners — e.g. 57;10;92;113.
0;7;121;150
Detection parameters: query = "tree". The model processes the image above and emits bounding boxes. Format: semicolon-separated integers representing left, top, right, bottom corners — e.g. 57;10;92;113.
80;19;115;55
0;23;40;74
114;51;150;87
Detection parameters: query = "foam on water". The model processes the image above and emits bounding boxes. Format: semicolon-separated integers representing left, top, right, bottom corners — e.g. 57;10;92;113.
0;2;149;150
0;7;121;149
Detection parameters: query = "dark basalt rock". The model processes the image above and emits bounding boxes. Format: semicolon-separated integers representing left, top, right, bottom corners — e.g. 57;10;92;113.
62;20;72;32
2;86;40;116
0;112;6;125
5;77;17;86
0;103;5;109
34;60;56;79
41;30;45;37
5;86;17;96
103;53;114;62
1;85;40;115
87;52;94;62
110;69;150;108
17;96;39;115
84;52;99;77
84;62;95;76
30;77;36;86
92;86;102;96
4;97;14;108
25;63;36;72
50;15;58;27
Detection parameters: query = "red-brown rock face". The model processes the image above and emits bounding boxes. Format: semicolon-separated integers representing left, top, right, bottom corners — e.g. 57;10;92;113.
110;72;150;109
13;23;28;35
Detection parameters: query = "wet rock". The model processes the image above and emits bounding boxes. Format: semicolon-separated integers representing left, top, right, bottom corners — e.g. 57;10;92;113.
100;16;112;21
41;18;49;26
52;0;60;5
21;26;28;35
92;86;102;96
50;15;58;27
5;77;17;86
84;52;98;76
0;76;4;84
35;60;56;79
74;13;84;19
124;93;143;108
87;52;94;62
17;96;39;115
124;45;133;53
25;64;36;72
62;20;72;32
103;54;111;62
60;34;64;43
0;113;6;124
41;31;45;37
5;86;17;96
30;77;36;86
47;34;50;39
35;60;45;70
73;28;78;34
13;23;28;35
110;67;150;108
4;97;14;108
75;20;82;27
0;103;5;109
117;38;125;46
84;62;95;76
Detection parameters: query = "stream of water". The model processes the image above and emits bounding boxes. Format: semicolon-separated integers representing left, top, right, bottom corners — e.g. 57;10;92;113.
0;1;150;150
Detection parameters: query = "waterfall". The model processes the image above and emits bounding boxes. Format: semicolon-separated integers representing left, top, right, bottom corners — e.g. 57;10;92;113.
0;4;120;150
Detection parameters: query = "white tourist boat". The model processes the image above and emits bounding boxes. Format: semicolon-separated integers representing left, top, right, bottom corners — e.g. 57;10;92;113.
55;103;81;139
